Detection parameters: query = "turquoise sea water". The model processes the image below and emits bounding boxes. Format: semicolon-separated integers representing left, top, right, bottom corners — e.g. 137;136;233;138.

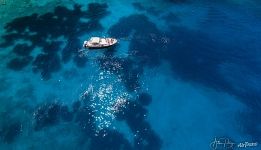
0;0;261;149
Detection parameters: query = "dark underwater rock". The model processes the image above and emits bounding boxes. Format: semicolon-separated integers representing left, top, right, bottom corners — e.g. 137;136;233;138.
33;103;61;130
7;56;32;71
0;122;22;143
32;53;61;80
98;57;142;92
114;99;162;150
138;93;152;106
13;43;34;56
75;106;95;135
72;100;81;113
60;105;74;122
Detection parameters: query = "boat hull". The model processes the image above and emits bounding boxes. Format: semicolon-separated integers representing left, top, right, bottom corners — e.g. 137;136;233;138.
86;44;117;49
83;38;117;49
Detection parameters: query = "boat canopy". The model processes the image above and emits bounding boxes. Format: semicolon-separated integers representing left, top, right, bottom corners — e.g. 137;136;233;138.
100;39;107;45
90;37;100;43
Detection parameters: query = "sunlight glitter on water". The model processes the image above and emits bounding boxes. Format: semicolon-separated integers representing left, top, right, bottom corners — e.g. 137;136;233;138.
79;68;131;134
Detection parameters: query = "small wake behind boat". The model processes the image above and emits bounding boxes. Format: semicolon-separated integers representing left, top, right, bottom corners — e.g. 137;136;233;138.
83;37;117;49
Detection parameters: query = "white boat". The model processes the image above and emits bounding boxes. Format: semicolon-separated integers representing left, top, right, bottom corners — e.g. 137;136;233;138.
83;37;117;49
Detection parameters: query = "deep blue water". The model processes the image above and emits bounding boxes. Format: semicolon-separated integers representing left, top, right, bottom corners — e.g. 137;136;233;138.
0;0;261;149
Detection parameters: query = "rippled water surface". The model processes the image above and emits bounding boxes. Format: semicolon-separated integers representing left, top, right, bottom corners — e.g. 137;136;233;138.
0;0;261;149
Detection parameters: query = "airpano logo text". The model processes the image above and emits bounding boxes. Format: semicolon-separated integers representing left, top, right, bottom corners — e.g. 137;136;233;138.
238;141;258;148
210;137;258;150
